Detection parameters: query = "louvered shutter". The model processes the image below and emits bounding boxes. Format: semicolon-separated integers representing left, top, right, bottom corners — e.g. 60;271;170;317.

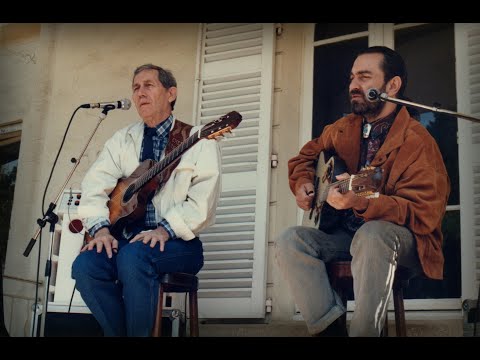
456;23;480;301
196;23;275;318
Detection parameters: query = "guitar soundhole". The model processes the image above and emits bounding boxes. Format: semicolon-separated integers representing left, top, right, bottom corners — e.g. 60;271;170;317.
123;185;135;203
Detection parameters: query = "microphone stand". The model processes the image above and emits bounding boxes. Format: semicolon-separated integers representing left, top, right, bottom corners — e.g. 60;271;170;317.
23;105;115;337
378;92;480;123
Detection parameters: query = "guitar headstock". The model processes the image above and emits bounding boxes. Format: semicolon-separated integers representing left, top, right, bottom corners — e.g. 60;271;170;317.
350;167;383;197
200;111;243;140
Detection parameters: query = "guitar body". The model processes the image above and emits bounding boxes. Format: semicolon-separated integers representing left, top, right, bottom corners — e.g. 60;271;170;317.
302;151;382;233
107;159;160;238
302;152;348;232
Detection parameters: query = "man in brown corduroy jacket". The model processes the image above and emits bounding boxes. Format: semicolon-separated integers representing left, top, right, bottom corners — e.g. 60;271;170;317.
275;46;450;337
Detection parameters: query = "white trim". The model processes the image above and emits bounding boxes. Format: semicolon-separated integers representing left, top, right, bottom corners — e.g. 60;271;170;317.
382;23;394;49
191;23;203;125
0;120;22;135
455;23;478;301
393;23;429;31
249;23;275;317
368;23;384;46
446;205;460;211
297;24;315;225
300;24;314;147
313;31;369;47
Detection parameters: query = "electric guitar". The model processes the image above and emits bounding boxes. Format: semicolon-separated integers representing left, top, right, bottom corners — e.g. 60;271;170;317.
86;111;242;241
302;151;383;231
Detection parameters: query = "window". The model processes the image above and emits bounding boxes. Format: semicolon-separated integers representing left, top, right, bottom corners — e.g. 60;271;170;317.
0;120;21;268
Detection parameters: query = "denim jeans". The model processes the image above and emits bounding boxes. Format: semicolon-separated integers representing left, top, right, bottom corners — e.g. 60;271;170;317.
274;220;422;337
71;237;204;336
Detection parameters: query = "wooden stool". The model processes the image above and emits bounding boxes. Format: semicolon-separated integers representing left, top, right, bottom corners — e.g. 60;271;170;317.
152;272;199;337
327;261;414;337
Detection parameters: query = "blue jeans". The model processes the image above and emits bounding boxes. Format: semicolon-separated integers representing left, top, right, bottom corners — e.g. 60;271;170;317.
71;237;203;336
275;220;422;336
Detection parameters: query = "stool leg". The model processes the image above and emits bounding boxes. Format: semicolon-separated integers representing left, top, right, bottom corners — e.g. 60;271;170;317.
152;285;164;337
189;291;199;337
332;284;348;333
393;286;406;337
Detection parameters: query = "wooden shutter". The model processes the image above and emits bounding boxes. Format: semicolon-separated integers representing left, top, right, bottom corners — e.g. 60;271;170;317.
196;23;275;318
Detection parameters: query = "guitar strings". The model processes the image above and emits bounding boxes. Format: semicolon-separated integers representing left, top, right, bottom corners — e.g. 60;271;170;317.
319;178;351;202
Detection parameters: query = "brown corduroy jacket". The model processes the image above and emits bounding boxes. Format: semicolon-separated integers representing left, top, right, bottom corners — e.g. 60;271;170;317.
288;107;450;279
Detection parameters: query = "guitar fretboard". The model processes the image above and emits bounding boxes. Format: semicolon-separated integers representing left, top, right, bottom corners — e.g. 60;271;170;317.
132;130;200;193
319;177;351;201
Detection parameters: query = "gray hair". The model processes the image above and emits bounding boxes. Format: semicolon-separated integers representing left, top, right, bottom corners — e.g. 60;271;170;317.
133;64;177;110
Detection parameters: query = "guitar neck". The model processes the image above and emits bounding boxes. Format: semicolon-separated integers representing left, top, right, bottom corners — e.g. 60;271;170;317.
319;178;350;198
319;176;359;201
329;178;350;193
320;174;379;200
133;130;200;192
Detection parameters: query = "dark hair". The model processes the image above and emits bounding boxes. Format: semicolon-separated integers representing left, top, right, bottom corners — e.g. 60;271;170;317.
133;64;177;110
357;46;408;99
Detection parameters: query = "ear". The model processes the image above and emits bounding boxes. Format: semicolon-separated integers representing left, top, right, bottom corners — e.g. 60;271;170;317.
386;76;402;97
168;86;177;104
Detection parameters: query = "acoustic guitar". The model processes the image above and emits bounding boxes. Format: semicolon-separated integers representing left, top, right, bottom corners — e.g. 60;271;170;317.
85;111;242;241
302;151;383;231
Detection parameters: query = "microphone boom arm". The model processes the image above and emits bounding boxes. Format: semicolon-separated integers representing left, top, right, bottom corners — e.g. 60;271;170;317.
379;93;480;123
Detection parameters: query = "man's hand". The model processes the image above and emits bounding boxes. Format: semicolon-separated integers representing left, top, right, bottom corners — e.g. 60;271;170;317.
81;227;118;259
129;226;170;252
295;182;315;211
326;172;368;211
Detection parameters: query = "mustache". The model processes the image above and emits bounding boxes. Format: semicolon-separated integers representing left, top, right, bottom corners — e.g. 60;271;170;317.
350;89;364;97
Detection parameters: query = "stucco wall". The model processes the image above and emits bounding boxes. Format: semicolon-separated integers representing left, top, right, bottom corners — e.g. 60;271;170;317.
2;23;199;336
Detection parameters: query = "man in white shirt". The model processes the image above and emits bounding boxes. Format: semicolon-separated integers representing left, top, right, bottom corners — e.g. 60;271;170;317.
72;64;222;336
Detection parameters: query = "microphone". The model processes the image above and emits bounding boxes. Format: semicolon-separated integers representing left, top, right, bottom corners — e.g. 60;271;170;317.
366;88;380;102
80;98;131;110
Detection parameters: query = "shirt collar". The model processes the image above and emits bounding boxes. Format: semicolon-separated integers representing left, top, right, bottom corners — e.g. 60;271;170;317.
144;114;174;138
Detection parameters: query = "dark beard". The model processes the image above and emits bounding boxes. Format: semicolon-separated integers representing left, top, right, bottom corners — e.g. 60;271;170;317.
350;87;386;117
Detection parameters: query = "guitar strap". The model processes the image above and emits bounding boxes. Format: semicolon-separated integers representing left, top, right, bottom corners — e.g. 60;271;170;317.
155;118;193;187
165;118;193;155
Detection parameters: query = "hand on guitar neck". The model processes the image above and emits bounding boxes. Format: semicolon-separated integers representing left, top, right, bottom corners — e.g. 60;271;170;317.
326;172;369;211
